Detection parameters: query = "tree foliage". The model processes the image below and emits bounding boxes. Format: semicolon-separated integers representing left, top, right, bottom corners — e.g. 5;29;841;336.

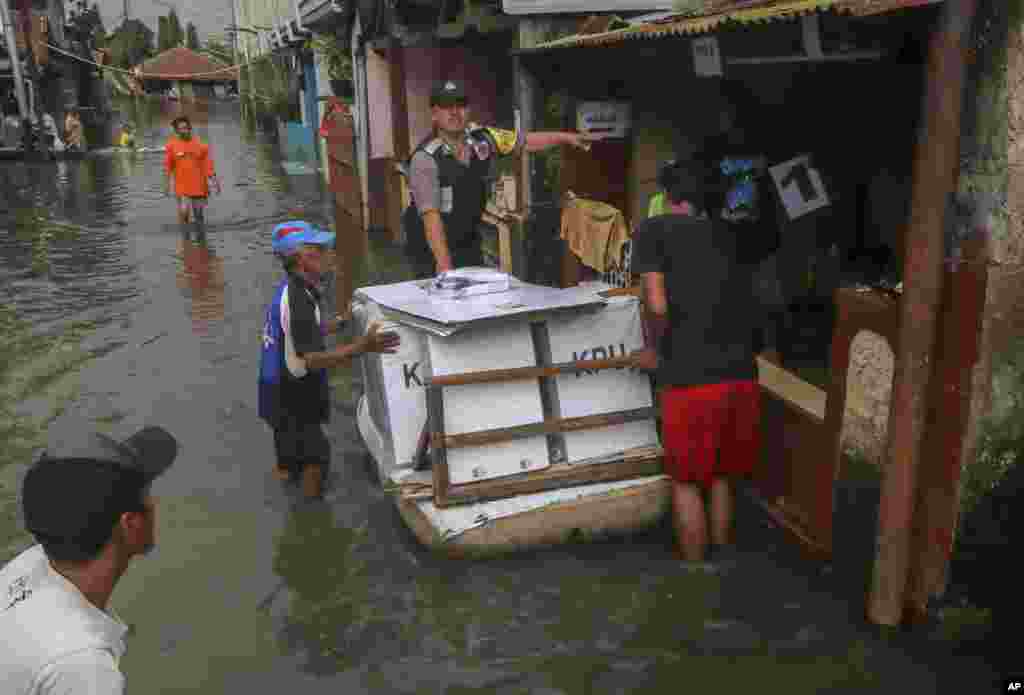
167;10;184;48
204;38;235;64
105;19;154;68
311;35;352;81
186;23;200;51
157;16;170;51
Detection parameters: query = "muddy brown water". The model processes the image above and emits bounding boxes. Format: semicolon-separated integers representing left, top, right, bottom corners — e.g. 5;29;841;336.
0;97;999;693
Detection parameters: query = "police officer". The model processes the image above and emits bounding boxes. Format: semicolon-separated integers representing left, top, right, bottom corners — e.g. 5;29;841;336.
404;79;595;278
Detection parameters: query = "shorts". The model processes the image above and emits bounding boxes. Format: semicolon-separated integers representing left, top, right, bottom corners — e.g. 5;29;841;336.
177;196;208;215
273;420;330;476
659;380;760;487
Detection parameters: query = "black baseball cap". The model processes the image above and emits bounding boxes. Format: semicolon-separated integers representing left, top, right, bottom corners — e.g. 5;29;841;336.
430;79;467;106
22;426;179;544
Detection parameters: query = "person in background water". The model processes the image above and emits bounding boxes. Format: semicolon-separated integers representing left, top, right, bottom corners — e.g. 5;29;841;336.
41;113;63;153
632;159;781;566
64;109;87;152
164;115;220;226
403;78;596;278
118;122;136;149
0;424;179;694
259;221;400;499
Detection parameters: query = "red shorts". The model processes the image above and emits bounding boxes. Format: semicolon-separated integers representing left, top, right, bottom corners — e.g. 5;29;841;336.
659;380;761;487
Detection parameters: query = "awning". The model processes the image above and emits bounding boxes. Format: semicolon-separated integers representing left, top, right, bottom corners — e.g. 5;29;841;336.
518;0;944;52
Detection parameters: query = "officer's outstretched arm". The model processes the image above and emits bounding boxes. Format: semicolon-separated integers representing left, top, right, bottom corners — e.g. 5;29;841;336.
422;210;453;273
524;131;595;153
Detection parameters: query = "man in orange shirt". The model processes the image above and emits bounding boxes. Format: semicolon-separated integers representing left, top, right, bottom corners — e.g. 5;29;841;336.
164;116;221;226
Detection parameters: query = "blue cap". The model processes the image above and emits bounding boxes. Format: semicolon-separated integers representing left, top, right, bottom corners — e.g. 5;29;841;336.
271;220;336;256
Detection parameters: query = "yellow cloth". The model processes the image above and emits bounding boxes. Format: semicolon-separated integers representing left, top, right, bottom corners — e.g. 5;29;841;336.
118;132;135;148
559;197;631;274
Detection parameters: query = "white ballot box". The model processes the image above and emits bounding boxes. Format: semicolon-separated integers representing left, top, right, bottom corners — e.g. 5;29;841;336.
352;296;429;482
545;298;658;463
425;319;549;485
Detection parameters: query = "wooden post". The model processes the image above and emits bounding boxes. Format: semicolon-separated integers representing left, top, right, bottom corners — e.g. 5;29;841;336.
514;53;537;279
324;102;365;320
904;236;989;623
868;0;978;627
388;44;411;244
903;0;1009;623
427;385;450;508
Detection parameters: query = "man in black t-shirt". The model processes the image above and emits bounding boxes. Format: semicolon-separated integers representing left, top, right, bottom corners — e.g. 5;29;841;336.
259;221;399;499
632;160;780;565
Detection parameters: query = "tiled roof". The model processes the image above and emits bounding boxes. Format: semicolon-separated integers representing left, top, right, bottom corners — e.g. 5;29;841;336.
136;47;239;82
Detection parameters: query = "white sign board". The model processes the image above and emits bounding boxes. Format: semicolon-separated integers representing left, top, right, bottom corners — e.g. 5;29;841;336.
426;320;549;485
576;101;632;139
692;36;723;77
769;154;831;221
545;299;658;463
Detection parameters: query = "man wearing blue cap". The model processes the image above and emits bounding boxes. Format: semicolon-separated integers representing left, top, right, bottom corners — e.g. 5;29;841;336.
259;221;400;499
1;424;178;694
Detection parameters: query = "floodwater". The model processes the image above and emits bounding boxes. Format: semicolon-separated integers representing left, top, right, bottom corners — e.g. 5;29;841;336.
0;97;999;693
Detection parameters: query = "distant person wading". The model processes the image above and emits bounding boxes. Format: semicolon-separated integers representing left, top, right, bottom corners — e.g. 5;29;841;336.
164;116;220;226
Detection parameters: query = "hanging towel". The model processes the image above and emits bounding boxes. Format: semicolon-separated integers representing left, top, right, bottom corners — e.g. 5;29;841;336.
560;197;631;274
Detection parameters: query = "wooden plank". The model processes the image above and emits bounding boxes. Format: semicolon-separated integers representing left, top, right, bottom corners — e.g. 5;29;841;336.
499;219;513;274
438;453;664;508
395;476;671;557
428;386;450;508
755;356;826;422
748;493;830;562
436;408;655;450
599;287;641;299
425;355;636;388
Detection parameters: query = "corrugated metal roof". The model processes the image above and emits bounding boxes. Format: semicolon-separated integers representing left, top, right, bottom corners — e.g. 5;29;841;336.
524;0;944;52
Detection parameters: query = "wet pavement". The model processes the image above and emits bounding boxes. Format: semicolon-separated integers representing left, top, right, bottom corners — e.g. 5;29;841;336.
0;97;1001;693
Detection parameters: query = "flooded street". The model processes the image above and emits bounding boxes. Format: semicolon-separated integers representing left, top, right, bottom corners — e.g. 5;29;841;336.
0;98;998;693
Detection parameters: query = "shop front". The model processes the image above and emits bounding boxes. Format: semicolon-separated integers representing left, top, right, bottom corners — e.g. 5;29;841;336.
513;0;989;623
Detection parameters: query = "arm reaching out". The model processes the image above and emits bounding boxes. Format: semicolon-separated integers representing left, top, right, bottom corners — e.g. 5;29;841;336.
524;131;600;153
301;322;400;370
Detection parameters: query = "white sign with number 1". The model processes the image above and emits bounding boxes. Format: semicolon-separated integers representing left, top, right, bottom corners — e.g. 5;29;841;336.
769;155;831;221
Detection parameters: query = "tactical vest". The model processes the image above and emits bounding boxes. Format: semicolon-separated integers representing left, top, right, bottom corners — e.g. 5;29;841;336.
402;135;491;262
258;278;328;425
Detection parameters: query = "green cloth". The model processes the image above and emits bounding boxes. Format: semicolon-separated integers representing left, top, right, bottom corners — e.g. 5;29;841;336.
647;191;667;218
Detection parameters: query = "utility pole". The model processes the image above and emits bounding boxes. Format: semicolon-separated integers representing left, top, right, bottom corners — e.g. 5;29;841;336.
0;0;28;120
0;0;28;121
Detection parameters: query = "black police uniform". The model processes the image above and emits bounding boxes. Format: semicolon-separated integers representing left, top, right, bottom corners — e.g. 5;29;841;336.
402;135;491;279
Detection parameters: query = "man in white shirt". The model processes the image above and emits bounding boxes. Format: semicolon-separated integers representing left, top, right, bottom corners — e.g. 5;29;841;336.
1;424;179;694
